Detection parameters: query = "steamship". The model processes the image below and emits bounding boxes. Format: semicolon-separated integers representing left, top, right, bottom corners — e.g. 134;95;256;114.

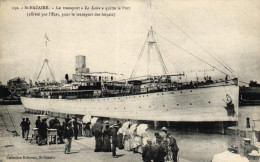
21;27;239;122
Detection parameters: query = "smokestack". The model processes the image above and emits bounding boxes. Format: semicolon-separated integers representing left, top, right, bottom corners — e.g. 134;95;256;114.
246;117;250;128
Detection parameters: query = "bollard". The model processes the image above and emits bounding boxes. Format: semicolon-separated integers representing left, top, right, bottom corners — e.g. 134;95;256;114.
246;117;250;128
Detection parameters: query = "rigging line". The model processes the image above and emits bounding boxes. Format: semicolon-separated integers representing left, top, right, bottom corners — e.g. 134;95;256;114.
163;4;235;73
154;42;168;74
159;44;181;74
130;35;149;79
153;6;235;74
47;63;55;81
5;106;18;134
148;0;156;30
147;40;150;75
132;37;148;79
155;34;182;73
239;81;249;84
143;0;149;21
33;49;45;81
156;38;180;73
0;111;8;131
156;32;230;76
48;59;56;81
36;60;46;81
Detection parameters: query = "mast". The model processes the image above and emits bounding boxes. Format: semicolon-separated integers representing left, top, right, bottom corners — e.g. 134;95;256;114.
36;34;55;82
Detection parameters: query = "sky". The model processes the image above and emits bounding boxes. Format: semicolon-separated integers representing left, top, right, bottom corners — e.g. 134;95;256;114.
0;0;259;84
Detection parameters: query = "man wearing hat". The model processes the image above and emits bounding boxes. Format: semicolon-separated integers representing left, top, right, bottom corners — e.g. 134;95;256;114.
24;118;31;140
64;122;73;154
160;127;168;140
38;118;48;145
35;116;41;128
65;115;71;124
166;133;179;162
72;116;80;140
110;123;119;158
142;138;153;162
20;118;26;138
244;138;259;158
152;136;167;162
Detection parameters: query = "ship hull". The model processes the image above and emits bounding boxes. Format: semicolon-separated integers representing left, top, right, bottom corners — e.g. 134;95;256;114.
21;84;239;122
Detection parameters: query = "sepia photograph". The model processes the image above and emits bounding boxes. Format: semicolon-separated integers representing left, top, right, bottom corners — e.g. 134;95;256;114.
0;0;259;161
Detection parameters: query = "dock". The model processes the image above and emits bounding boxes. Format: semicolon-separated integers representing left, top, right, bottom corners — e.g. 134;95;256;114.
0;105;192;162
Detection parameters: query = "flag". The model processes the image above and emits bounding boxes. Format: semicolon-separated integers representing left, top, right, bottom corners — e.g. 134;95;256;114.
44;33;50;42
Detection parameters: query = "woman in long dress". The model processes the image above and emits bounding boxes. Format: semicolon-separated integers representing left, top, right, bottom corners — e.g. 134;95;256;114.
124;125;131;151
102;122;111;152
117;127;124;150
92;122;103;152
132;129;142;153
84;122;92;137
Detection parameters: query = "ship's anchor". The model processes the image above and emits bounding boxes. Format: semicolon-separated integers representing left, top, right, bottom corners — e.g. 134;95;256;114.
223;94;235;116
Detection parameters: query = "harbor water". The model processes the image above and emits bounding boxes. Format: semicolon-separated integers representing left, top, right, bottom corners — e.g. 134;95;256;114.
1;104;259;162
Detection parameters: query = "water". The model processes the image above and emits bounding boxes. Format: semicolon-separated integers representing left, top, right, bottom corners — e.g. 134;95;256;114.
0;105;259;162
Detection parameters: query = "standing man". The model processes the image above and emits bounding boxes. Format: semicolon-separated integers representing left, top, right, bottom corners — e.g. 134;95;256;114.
54;116;60;125
54;122;64;144
65;115;71;124
20;118;26;138
38;118;48;145
25;118;31;140
166;133;179;162
72;117;80;140
142;138;153;162
110;123;119;158
64;122;73;154
35;116;41;128
159;127;168;140
152;136;167;162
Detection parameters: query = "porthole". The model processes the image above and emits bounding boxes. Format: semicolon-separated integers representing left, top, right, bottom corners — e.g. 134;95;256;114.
190;103;192;105
208;101;211;103
190;90;192;92
177;104;179;106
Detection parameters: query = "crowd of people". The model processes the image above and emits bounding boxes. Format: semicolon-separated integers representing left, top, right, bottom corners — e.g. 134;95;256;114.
20;115;81;152
20;116;179;162
91;120;179;162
